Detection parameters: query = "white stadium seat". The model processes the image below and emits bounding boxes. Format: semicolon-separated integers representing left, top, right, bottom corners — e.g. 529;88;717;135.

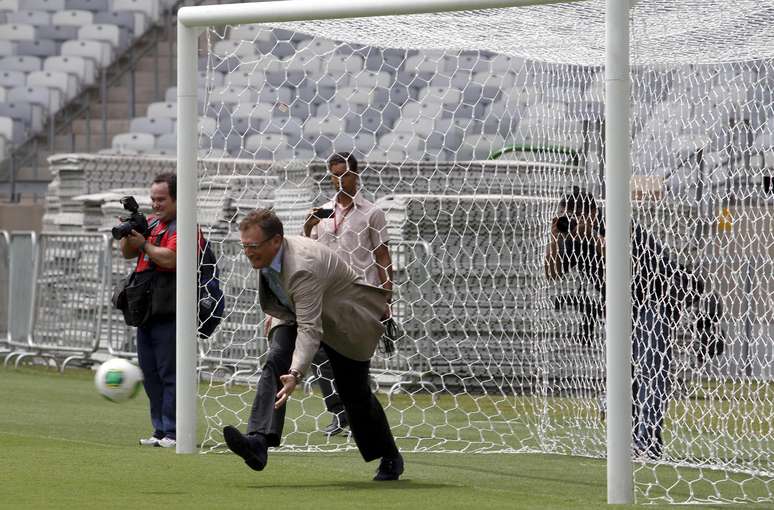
60;39;111;68
0;23;36;41
27;70;78;100
25;0;67;12
112;132;155;153
44;55;95;87
146;101;177;119
78;23;121;50
0;55;41;72
52;10;94;27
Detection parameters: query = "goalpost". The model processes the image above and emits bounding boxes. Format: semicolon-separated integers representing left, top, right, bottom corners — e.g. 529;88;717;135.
176;0;774;505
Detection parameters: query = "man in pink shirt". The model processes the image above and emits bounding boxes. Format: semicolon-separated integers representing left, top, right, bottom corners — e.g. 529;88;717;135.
302;152;393;436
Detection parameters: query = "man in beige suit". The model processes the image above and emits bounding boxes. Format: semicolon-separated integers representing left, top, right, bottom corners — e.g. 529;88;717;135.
223;208;404;481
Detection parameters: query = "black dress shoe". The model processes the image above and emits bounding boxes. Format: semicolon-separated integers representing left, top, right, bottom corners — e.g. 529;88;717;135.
373;453;404;481
322;416;348;437
223;425;268;471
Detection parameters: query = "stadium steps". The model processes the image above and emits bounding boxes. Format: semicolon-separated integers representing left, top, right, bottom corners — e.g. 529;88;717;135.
6;26;178;196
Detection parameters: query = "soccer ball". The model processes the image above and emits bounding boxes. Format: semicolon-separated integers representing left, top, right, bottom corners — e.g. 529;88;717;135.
95;358;143;403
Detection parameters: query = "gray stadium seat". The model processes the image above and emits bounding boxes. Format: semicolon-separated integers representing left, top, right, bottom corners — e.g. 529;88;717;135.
0;101;44;132
0;55;41;72
27;69;77;100
112;0;158;23
295;38;338;57
227;69;266;89
44;55;94;86
213;39;259;60
25;0;67;11
112;132;155;153
285;49;322;74
60;39;111;68
211;85;252;106
95;11;135;36
36;24;79;43
0;23;36;41
345;107;390;135
295;76;336;105
263;117;303;145
9;85;62;114
244;132;292;158
52;10;93;27
64;0;109;13
257;85;292;105
16;40;58;58
0;39;15;56
393;117;434;138
0;69;23;87
352;70;393;89
7;10;51;27
130;116;174;136
325;54;364;75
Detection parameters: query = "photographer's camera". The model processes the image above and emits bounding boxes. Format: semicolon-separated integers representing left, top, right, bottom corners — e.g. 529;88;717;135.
112;196;149;240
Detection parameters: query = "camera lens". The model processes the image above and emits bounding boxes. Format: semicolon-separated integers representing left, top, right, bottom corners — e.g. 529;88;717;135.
111;222;132;240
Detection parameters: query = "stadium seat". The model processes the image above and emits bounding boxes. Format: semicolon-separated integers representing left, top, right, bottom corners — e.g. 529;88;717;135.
36;24;79;43
0;0;19;13
95;11;135;37
78;23;124;51
52;10;94;27
0;39;15;56
25;0;67;11
285;50;321;74
295;38;338;57
0;115;24;144
211;85;253;106
7;10;51;27
16;40;58;58
8;85;61;114
262;117;303;145
0;23;36;41
156;132;176;150
417;87;462;106
112;0;158;23
112;131;155;153
303;116;346;139
44;55;94;87
456;133;507;161
60;39;111;68
0;100;44;132
64;0;109;13
227;69;266;89
326;54;364;75
27;70;77;100
0;69;22;87
146;101;176;119
0;55;41;73
213;39;259;61
130;116;174;136
393;117;434;139
352;70;393;89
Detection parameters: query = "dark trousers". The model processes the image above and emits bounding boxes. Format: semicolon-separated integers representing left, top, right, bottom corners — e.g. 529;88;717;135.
632;305;671;455
247;325;399;461
137;316;176;439
312;347;345;417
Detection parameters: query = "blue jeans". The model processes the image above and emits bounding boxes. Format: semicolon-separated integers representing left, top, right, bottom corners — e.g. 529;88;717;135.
632;305;671;456
137;317;176;439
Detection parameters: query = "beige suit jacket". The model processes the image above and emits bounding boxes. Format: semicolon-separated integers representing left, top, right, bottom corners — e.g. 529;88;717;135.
258;236;390;375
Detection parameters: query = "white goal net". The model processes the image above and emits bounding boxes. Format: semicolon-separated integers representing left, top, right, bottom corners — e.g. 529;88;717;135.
190;0;773;504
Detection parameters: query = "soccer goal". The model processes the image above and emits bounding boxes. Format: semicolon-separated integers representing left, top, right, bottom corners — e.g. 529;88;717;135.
177;0;774;504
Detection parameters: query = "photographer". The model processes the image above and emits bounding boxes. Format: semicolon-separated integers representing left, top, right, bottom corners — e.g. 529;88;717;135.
119;172;178;448
544;187;723;460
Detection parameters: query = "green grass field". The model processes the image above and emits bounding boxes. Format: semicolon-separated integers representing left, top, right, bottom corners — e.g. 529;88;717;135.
0;365;770;510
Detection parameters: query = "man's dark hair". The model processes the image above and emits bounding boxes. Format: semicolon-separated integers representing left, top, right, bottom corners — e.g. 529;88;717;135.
559;186;597;215
239;208;284;238
328;152;359;174
153;172;177;200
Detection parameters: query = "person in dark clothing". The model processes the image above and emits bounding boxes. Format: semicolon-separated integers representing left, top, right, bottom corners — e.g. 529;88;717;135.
544;187;724;459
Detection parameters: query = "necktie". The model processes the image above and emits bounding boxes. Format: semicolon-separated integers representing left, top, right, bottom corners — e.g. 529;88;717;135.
262;268;294;313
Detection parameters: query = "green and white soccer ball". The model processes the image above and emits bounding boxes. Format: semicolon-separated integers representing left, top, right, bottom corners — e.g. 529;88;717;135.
95;358;143;403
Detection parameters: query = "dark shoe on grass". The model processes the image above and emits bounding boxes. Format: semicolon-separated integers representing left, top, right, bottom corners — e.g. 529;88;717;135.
373;453;404;481
223;425;268;471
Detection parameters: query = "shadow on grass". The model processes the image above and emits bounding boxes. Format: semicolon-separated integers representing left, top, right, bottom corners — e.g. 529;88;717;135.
244;480;444;490
409;457;605;489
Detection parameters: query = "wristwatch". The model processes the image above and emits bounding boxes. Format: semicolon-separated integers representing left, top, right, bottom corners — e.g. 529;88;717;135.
289;368;303;384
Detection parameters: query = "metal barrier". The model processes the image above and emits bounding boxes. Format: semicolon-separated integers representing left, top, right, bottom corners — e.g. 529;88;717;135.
3;232;37;367
104;242;139;359
16;233;112;371
0;230;8;352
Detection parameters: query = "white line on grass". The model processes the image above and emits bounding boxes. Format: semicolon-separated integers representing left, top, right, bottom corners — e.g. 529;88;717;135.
0;430;117;448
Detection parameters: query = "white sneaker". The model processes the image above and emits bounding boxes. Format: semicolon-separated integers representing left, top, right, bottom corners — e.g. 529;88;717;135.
139;436;161;446
154;437;176;448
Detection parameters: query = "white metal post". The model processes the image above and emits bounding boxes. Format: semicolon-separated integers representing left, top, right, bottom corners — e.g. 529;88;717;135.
606;0;633;503
176;22;199;454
